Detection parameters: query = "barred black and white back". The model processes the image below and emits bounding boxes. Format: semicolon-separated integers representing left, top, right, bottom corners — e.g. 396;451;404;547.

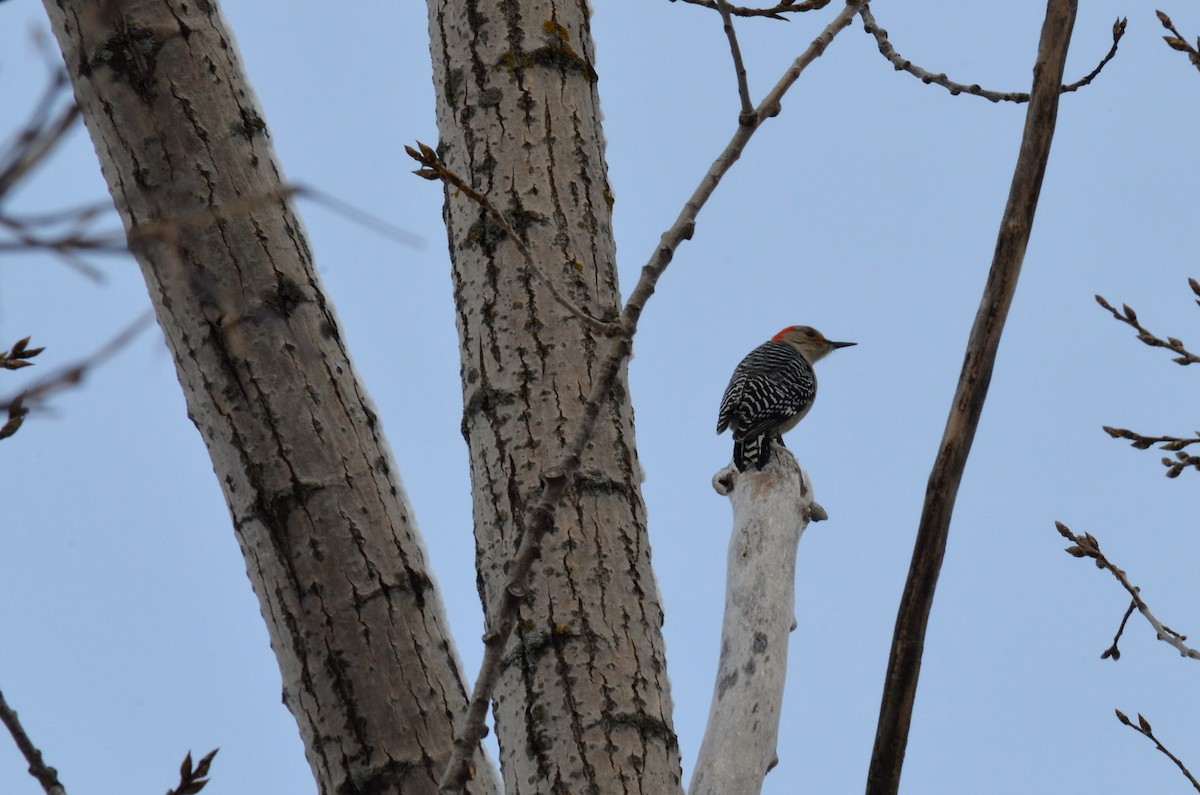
717;339;817;472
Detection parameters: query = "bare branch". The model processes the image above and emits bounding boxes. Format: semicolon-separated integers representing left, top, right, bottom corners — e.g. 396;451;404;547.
0;337;46;371
290;184;423;248
0;66;117;281
0;336;47;440
1114;710;1200;791
165;748;219;795
715;0;756;121
0;689;67;795
1061;17;1127;93
436;4;869;791
622;0;867;328
1162;452;1200;477
1056;521;1200;660
0;198;112;229
1157;9;1200;74
674;0;832;21
0;69;78;199
1103;426;1200;453
1101;426;1200;477
1094;284;1200;476
860;6;1125;103
1;182;420;272
0;394;30;441
0;313;155;438
867;3;1078;792
1101;598;1137;661
0;223;126;282
1095;291;1200;365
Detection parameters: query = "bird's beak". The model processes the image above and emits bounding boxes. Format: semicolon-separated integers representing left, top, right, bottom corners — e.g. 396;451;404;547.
830;340;856;350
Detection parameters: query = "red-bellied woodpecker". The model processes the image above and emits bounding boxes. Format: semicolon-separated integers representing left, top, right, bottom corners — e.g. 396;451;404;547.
717;325;855;472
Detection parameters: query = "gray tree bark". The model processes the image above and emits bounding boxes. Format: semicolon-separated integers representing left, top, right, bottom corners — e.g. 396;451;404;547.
427;1;685;792
42;2;497;793
691;454;816;795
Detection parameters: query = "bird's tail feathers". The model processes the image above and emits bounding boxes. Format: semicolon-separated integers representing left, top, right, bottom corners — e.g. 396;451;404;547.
733;435;773;472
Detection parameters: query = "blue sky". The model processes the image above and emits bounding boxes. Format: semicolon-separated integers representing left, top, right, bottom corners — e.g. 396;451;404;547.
3;1;1199;793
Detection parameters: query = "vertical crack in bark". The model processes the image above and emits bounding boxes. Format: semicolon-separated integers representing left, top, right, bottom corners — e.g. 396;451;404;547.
568;106;605;298
546;567;601;793
541;103;579;310
499;0;535;125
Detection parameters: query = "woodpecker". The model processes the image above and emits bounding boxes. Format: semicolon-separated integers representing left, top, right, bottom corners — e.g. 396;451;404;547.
717;325;855;472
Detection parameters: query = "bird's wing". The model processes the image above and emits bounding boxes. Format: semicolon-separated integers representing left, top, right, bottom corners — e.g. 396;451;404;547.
724;343;816;440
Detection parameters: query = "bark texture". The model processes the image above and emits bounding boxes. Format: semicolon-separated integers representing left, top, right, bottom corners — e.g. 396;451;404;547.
42;2;497;793
691;454;813;795
427;2;684;792
866;1;1078;792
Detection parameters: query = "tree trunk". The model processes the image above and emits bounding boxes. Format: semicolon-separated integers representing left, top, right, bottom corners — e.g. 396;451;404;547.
42;2;497;793
427;2;684;792
690;454;816;795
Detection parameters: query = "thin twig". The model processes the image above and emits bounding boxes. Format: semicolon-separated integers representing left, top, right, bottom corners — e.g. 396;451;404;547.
1157;9;1200;73
0;228;125;254
860;6;1125;103
1055;522;1200;660
1114;710;1200;791
1162;451;1200;477
435;3;869;791
716;0;756;122
0;198;112;228
0;336;46;440
0;689;67;795
1102;598;1137;660
1095;290;1200;365
675;0;832;21
1102;426;1200;478
2;158;421;285
0;66;112;282
405;142;620;337
0;69;78;198
291;184;424;248
1094;283;1200;476
1102;427;1200;453
867;3;1078;793
165;749;219;795
0;336;46;371
0;185;420;258
1061;18;1126;92
0;312;156;434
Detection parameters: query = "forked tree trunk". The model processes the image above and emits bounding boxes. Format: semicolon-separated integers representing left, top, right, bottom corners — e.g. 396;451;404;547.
42;2;497;793
427;1;685;792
